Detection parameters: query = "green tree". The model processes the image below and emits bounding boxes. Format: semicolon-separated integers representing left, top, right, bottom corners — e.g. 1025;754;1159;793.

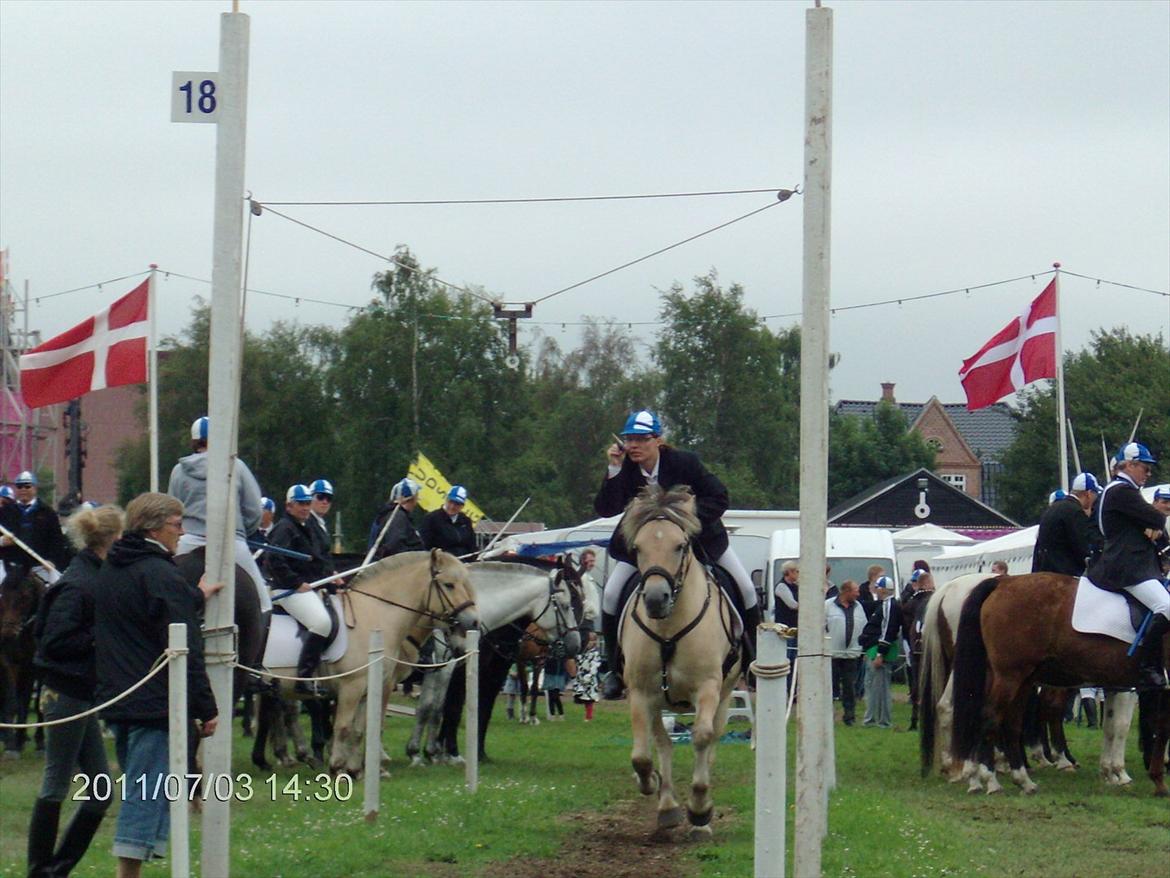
827;402;937;508
998;328;1170;524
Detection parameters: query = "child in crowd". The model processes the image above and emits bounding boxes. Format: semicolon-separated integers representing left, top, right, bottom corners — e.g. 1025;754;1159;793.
572;632;602;720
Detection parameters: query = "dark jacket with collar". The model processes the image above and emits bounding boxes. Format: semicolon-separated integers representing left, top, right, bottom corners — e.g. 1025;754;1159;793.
859;596;903;660
1087;474;1167;591
594;446;730;565
0;498;70;571
420;509;476;558
93;534;216;725
1032;495;1099;576
265;515;334;591
370;503;424;558
33;548;103;701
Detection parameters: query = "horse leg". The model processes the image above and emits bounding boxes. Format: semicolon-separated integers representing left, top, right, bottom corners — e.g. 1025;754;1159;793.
628;689;660;799
329;679;365;776
1047;691;1078;771
271;699;295;768
993;674;1037;794
937;674;962;781
251;692;274;770
648;707;683;831
686;681;723;837
1140;690;1169;797
1101;690;1137;785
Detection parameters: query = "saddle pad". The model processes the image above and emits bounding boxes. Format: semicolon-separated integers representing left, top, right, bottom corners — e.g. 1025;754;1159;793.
262;594;348;670
618;583;743;645
1070;577;1137;645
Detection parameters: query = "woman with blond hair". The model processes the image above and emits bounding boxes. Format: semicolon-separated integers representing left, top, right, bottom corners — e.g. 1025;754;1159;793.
27;504;122;877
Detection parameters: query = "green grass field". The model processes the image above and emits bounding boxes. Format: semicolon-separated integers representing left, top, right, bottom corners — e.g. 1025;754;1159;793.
1;688;1167;878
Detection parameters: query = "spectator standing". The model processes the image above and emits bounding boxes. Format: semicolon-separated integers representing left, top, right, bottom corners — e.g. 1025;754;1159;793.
543;655;569;720
420;485;477;557
572;631;602;721
857;563;884;617
92;494;221;877
773;561;800;692
26;505;122;877
824;580;865;725
859;575;903;728
990;560;1009;576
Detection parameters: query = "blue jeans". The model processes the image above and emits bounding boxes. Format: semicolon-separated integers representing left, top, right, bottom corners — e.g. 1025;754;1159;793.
110;723;169;861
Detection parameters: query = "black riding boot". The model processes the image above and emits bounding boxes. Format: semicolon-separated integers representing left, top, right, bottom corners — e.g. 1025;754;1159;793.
742;604;761;662
600;611;625;700
1135;614;1170;691
26;797;60;878
294;632;329;696
47;807;104;876
1080;696;1098;729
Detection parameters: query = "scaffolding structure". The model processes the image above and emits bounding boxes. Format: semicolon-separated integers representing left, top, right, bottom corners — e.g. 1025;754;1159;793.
0;252;58;488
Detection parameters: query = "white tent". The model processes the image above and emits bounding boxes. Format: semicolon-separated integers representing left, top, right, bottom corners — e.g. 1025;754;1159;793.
930;525;1039;580
892;523;975;580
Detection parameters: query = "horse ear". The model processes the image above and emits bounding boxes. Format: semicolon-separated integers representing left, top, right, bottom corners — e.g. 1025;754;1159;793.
430;548;442;575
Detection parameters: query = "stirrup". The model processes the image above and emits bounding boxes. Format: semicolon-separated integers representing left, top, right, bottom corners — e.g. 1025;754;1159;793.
602;672;625;701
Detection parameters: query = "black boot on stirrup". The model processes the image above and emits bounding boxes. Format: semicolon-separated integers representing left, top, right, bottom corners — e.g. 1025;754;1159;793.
295;632;329;696
600;610;625;700
1135;614;1170;691
743;604;762;662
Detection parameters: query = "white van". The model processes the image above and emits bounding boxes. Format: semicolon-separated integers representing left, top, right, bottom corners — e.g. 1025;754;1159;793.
766;526;899;614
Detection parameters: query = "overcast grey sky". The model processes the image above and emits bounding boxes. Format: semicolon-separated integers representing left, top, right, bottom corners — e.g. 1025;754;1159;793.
2;0;1167;406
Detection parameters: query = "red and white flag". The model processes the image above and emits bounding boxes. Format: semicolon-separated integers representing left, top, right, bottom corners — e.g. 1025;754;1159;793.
958;279;1057;411
19;279;150;409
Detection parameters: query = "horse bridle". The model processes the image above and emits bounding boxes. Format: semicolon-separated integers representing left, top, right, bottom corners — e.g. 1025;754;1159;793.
518;568;580;660
345;554;475;633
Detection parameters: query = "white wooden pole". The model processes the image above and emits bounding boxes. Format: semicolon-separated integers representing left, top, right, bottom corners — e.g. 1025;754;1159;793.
363;629;384;822
1053;262;1069;492
167;623;190;878
200;12;249;877
795;5;833;876
465;628;480;793
753;623;790;878
148;265;159;492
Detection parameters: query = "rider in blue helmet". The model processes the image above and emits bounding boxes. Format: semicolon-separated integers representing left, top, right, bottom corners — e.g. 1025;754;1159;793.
0;469;70;576
369;478;425;559
420;484;476;558
308;478;335;553
1032;472;1102;577
1087;443;1169;690
594;409;762;700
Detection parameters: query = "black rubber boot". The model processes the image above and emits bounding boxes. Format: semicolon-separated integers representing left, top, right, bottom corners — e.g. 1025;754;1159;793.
600;611;624;700
26;797;60;878
47;807;104;877
742;604;762;662
1135;614;1170;691
1080;697;1098;729
294;632;329;696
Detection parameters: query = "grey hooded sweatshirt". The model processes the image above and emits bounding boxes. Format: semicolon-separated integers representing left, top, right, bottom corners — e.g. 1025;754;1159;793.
167;452;263;539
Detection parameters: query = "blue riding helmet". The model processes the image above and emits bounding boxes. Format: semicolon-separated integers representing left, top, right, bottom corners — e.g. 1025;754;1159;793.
1115;442;1157;465
1048;489;1067;504
79;500;100;511
191;416;209;442
1071;472;1100;494
620;409;662;437
1154;484;1170;502
286;484;313;503
873;576;894;591
447;485;468;505
309;478;334;497
14;470;37;486
0;486;14;499
261;496;276;512
390;477;420;504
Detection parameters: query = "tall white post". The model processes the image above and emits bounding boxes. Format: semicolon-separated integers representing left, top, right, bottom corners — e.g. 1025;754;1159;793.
166;623;189;878
363;629;384;822
200;12;249;877
465;628;480;793
795;5;833;877
148;265;160;492
753;623;790;878
1052;262;1069;492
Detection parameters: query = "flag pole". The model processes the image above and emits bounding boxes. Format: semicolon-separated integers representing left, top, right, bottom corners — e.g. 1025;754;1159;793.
147;264;159;492
1052;262;1069;492
1067;418;1082;474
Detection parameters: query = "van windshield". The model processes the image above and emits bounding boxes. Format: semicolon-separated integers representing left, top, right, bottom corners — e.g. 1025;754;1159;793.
772;557;894;591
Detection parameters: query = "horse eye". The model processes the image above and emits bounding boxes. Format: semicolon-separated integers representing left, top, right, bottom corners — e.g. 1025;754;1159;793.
443;580;455;590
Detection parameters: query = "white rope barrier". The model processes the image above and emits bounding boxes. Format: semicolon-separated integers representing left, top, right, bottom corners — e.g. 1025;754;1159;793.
0;650;178;730
231;648;480;684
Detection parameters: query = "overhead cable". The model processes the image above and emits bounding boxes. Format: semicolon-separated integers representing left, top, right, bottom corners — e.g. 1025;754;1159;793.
260;187;788;207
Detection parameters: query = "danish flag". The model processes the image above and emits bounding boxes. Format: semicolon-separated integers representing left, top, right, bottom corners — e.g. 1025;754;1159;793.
19;279;150;409
958;279;1057;411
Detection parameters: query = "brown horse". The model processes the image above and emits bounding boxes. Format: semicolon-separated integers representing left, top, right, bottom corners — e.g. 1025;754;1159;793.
0;568;47;755
951;573;1170;796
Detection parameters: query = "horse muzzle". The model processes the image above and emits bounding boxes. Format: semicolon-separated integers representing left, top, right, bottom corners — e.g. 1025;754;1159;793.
560;630;582;658
452;606;478;635
641;573;675;620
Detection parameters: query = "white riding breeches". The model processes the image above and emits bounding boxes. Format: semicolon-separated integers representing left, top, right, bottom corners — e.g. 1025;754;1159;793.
601;547;759;615
177;532;272;613
273;589;332;637
1123;578;1170;621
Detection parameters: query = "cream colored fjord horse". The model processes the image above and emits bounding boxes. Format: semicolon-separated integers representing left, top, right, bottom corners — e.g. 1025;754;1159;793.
620;486;741;839
269;549;477;777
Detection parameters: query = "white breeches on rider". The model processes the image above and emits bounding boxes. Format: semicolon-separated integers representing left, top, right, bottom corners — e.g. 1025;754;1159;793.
274;589;332;637
601;547;759;615
177;532;272;612
1123;578;1170;621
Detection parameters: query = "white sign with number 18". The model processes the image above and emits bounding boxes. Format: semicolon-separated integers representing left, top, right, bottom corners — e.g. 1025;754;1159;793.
171;71;220;123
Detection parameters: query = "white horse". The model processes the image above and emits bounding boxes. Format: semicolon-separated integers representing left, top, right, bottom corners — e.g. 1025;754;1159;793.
405;558;588;765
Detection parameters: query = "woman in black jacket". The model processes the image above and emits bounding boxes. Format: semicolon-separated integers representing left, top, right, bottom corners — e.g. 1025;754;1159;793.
27;505;122;877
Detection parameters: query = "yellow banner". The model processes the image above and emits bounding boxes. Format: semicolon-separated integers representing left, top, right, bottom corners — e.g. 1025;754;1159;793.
407;452;486;524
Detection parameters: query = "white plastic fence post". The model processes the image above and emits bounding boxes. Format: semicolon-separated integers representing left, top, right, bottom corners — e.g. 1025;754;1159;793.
363;629;384;822
754;622;790;878
465;629;480;793
167;623;190;878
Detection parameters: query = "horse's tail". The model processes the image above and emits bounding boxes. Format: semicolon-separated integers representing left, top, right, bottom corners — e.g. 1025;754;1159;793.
918;588;946;777
950;577;1000;765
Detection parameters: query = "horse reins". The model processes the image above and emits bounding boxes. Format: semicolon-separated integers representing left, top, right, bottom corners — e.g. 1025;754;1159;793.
343;557;474;633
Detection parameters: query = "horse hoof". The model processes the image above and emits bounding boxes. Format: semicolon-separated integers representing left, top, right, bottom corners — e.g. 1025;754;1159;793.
379;768;391;779
687;824;713;841
686;807;713;827
1153;788;1168;798
657;807;685;829
251;758;272;772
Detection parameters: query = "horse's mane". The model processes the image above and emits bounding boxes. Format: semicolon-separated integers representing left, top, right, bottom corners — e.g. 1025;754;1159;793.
472;560;553;579
351;550;429;587
620;484;700;546
487;554;559;571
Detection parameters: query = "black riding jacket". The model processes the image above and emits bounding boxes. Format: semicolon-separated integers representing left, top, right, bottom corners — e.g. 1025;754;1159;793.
1087;474;1167;591
420;509;477;558
264;515;334;591
1032;495;1099;576
33;548;103;701
0;499;70;571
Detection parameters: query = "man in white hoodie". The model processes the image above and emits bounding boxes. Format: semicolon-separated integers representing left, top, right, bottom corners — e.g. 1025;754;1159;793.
166;416;270;612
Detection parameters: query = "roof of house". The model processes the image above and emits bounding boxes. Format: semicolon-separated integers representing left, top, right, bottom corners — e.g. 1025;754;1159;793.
833;399;1016;462
828;467;1019;530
